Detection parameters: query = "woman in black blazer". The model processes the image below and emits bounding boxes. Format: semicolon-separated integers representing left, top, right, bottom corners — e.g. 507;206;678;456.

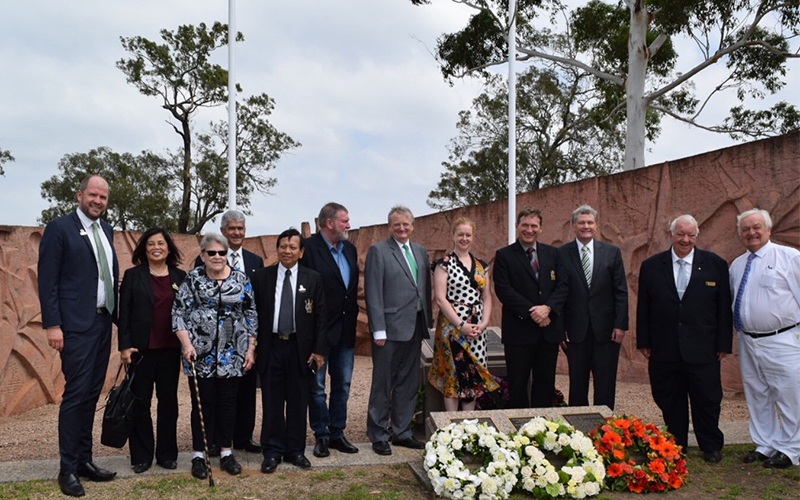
118;228;186;474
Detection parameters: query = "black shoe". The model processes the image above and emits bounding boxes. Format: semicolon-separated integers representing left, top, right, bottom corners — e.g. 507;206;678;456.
330;436;359;454
261;456;280;474
77;462;116;482
286;454;311;469
220;454;242;475
743;450;769;463
764;451;792;469
313;438;330;458
703;451;723;463
234;439;262;453
392;436;425;449
208;444;220;457
132;462;151;474
191;457;208;479
372;441;392;456
157;460;178;470
58;473;85;497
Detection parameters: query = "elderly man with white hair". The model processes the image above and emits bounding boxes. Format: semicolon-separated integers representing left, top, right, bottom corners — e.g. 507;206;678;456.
730;208;800;469
637;214;732;462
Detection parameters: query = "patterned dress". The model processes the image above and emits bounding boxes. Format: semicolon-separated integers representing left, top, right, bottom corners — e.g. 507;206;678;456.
428;253;498;401
172;266;257;378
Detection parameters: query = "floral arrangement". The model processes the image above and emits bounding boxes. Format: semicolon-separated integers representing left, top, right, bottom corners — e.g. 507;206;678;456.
512;417;605;499
589;416;688;493
425;420;521;499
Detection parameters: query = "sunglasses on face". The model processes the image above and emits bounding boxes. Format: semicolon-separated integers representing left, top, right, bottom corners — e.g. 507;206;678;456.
205;250;227;257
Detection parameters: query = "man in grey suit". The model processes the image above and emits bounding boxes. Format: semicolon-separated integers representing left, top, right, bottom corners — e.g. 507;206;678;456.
365;205;432;455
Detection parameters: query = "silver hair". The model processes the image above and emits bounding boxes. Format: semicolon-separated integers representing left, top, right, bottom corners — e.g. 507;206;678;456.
318;202;348;227
571;204;598;224
736;208;772;235
388;205;414;224
199;232;229;252
669;215;700;236
220;210;246;229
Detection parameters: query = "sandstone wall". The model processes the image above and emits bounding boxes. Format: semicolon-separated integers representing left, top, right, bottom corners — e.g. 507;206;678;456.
1;133;797;416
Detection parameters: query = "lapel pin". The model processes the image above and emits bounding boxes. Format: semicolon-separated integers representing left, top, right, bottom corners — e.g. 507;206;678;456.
172;283;179;291
79;229;87;236
305;299;313;313
298;284;307;293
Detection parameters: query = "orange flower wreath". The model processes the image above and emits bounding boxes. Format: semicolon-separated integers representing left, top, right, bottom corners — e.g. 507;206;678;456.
589;416;688;493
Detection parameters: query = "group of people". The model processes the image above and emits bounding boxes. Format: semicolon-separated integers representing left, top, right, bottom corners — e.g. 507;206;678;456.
37;174;799;496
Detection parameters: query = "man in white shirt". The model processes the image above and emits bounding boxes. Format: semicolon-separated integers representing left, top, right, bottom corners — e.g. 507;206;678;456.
730;208;800;469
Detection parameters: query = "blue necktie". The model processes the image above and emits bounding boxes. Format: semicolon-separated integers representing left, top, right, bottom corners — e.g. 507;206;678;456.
733;253;756;332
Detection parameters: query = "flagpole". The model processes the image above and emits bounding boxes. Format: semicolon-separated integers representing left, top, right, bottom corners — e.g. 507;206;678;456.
227;0;237;211
507;1;517;244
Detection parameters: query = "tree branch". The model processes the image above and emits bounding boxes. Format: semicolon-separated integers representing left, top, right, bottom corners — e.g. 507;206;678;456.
517;48;624;85
651;104;769;138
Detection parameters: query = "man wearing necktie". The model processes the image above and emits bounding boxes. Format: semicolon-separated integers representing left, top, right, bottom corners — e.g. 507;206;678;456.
38;174;119;496
301;203;360;458
193;210;264;454
730;209;800;469
550;205;628;410
636;215;732;463
494;207;565;408
252;228;326;473
364;205;432;455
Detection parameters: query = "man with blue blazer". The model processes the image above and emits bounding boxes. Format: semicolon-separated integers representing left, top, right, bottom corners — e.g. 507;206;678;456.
494;207;566;408
38;174;119;497
301;203;360;458
637;215;732;463
553;204;628;410
365;205;432;456
194;209;264;453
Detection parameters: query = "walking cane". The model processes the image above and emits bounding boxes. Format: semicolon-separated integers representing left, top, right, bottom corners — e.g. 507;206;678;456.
190;357;215;487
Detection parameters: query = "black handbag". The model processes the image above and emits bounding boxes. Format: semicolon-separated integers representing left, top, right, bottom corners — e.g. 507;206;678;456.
100;362;139;448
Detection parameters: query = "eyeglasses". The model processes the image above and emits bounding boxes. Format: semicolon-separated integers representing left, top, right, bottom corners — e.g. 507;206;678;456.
205;250;227;257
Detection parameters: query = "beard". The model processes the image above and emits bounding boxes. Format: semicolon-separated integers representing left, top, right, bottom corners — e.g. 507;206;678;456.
334;228;349;241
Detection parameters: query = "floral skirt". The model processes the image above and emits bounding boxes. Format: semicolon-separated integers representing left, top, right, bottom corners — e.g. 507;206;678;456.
427;313;498;401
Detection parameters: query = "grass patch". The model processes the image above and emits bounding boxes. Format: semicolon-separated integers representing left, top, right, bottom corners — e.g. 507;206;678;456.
311;470;347;483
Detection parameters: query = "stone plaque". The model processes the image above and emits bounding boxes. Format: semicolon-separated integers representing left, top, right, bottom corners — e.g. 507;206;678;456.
562;412;606;435
449;417;497;431
509;416;540;431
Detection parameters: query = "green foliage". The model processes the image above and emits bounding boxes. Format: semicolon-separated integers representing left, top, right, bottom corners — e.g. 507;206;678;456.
39;147;178;231
0;145;13;176
428;65;624;209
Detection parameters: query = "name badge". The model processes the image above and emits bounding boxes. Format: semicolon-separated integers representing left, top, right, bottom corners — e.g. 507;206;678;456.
550;270;556;281
705;281;716;287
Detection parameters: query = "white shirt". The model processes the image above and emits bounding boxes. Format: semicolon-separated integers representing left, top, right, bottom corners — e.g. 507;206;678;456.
672;247;694;289
730;240;800;333
577;239;594;272
272;262;298;333
228;248;243;271
373;239;416;341
76;208;113;309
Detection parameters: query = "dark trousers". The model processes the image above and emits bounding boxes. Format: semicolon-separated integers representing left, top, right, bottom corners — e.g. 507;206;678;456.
188;376;239;452
567;329;621;409
649;359;724;452
367;312;424;443
129;348;180;465
233;367;258;446
504;338;559;409
59;312;112;475
260;336;310;460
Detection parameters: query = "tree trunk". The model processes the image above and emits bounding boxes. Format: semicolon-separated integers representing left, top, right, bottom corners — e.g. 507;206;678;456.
624;0;648;170
178;119;192;233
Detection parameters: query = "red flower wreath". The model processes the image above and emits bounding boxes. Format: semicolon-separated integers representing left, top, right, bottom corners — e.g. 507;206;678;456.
589;416;688;494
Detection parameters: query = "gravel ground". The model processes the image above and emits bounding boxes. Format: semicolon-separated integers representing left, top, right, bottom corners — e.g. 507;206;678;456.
0;355;749;463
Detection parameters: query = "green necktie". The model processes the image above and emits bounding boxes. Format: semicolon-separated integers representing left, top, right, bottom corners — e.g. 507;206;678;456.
92;222;115;313
403;244;418;283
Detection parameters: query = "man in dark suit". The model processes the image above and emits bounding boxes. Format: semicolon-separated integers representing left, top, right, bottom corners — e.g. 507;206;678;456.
637;214;732;463
301;203;360;458
365;205;432;456
252;228;327;473
494;207;565;408
553;204;628;410
38;174;119;497
194;210;264;453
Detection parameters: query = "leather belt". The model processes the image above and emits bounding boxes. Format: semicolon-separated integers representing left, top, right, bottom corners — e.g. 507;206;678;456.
742;322;799;339
274;332;293;340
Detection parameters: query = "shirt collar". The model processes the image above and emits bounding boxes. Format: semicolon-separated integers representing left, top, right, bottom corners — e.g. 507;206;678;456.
278;262;299;276
393;237;411;249
671;247;695;265
577;239;594;254
752;240;773;258
75;208;97;230
321;232;343;252
519;240;537;253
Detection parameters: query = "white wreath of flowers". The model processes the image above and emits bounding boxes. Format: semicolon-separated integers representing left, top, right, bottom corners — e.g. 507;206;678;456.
425;419;521;500
513;417;606;499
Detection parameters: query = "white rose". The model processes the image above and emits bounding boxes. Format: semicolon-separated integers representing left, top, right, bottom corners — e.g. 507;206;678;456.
438;431;453;445
545;469;560;484
521;465;533;478
559;433;571;446
452;438;463;451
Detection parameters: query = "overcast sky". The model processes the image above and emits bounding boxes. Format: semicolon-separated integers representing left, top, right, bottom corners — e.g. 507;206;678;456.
1;1;796;235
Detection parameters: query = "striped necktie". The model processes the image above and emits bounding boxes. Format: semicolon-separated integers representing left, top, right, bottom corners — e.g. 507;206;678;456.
92;222;114;313
581;244;592;287
733;253;756;332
